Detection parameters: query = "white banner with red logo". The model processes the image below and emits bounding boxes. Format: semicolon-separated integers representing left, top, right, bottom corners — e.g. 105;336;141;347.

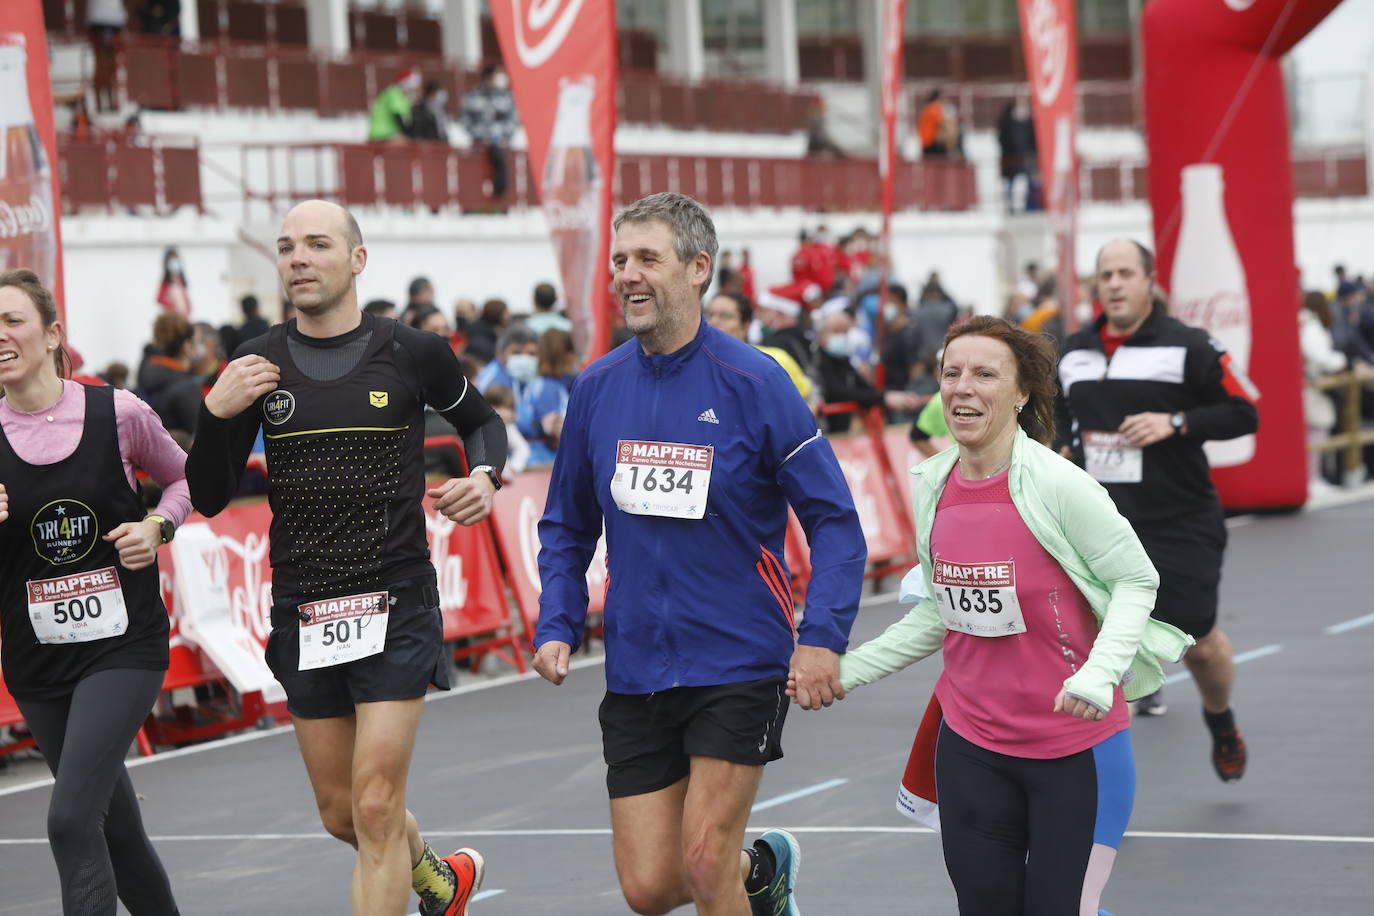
1017;0;1079;330
490;0;618;361
1;1;64;319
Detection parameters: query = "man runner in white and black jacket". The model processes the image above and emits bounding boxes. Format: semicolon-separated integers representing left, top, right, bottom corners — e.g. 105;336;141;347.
1053;238;1258;784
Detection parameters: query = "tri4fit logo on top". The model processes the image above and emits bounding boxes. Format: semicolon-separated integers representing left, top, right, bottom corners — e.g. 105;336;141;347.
510;0;587;68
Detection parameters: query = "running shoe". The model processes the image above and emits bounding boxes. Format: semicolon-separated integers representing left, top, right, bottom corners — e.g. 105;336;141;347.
1135;689;1167;717
754;829;802;916
424;848;485;916
1211;727;1247;782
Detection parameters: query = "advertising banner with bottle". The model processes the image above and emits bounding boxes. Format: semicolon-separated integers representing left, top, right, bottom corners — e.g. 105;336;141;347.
1143;0;1343;508
1016;0;1079;332
1;1;64;319
490;0;618;362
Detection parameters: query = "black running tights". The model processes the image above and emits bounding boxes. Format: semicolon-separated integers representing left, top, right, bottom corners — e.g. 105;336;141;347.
17;668;179;915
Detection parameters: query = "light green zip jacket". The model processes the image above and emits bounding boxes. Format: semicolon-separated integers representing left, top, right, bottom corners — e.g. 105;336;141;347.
840;427;1193;711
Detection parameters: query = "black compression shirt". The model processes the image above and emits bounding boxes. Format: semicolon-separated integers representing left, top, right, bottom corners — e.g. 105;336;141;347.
186;313;506;615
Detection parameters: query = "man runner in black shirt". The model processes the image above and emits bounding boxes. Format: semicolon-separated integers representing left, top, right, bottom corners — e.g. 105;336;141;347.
187;199;507;916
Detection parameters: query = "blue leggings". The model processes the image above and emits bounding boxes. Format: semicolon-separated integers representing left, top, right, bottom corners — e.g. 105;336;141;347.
935;723;1134;916
17;668;180;915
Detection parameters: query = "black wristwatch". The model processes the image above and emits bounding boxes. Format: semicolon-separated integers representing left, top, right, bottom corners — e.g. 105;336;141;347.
470;465;502;491
1169;412;1186;433
146;514;175;544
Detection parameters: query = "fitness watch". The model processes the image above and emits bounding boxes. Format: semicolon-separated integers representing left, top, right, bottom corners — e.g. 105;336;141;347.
470;465;503;491
146;514;175;544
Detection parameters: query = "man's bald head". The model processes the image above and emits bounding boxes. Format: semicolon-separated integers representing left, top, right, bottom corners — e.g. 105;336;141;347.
281;199;363;251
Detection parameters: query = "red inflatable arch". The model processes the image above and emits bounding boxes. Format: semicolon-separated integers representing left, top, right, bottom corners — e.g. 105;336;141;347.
1142;0;1344;510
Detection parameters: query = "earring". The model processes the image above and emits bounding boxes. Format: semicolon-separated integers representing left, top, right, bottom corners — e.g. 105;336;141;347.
1014;404;1024;414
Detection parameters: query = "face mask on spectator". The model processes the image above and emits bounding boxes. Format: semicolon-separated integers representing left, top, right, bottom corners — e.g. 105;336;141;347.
507;352;538;383
823;336;850;359
883;303;901;324
492;72;510;90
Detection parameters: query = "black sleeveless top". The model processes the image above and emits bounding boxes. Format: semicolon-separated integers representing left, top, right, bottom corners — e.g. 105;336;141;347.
260;318;434;620
0;385;169;699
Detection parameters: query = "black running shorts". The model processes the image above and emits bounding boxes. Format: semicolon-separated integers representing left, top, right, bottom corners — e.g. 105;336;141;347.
599;677;789;799
1133;510;1227;639
265;574;451;719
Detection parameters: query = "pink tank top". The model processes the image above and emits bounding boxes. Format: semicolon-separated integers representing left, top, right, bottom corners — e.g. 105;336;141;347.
931;464;1128;758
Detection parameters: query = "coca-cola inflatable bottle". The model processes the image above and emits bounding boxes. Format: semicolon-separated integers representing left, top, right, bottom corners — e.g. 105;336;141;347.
0;33;57;287
542;75;601;358
1169;163;1256;467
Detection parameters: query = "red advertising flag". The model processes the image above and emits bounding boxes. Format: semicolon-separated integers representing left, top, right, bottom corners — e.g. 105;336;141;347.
1;1;65;322
489;0;618;362
874;0;905;377
1016;0;1079;331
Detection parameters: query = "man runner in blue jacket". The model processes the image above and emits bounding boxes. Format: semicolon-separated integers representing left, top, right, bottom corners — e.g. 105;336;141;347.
533;192;867;916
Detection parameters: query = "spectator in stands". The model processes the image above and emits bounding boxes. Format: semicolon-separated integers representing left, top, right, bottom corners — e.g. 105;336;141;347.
459;63;521;208
816;309;921;433
997;98;1038;212
69;97;93;143
918;89;948;157
806;97;845;157
137;0;181;37
738;246;757;302
363;298;397;319
526;282;572;337
409;304;452;338
482;384;530;476
878;283;924;396
537;327;579;394
191;321;224;386
1017;261;1042;301
1300;290;1346;491
101;360;130;389
466;298;509;365
706;290;813;401
135;311;205;446
401;276;436;326
476;323;538;395
368;67;422;143
1332;279;1374;364
756;288;816;379
791;230;837;299
408;81;449;142
239;293;270;341
156;246;190;315
87;0;125;112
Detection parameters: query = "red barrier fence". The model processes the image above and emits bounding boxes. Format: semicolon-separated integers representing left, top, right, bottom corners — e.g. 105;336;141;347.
56;131;204;215
236;142;979;219
0;418;925;756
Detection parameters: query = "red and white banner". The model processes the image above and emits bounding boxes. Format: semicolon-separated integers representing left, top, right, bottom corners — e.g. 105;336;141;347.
490;0;618;362
1;1;65;320
874;0;906;378
1017;0;1079;331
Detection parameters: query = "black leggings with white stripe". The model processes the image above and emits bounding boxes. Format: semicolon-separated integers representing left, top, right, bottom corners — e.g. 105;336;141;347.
17;668;179;915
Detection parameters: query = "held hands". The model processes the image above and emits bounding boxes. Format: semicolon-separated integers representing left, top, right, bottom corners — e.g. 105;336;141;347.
1117;412;1176;448
0;483;7;523
785;644;845;710
1053;688;1106;721
427;473;496;526
103;519;163;571
533;640;572;685
204;355;282;419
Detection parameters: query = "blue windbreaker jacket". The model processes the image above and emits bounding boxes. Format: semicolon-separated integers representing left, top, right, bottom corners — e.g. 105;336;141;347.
535;321;867;694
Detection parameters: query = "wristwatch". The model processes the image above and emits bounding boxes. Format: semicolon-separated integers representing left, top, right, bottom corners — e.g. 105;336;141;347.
470;465;502;491
1169;412;1186;433
146;514;175;544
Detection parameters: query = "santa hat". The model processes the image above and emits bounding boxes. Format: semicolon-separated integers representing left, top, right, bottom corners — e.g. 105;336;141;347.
395;67;422;90
757;286;802;317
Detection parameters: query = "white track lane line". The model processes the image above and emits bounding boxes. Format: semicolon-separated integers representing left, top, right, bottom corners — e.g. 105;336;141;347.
1324;612;1374;635
751;778;849;812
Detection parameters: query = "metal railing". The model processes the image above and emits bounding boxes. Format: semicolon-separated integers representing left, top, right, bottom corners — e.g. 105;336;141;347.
56;131;205;216
1311;364;1374;487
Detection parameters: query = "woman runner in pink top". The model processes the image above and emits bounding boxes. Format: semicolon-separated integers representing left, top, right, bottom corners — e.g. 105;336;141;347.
0;269;186;915
795;317;1180;916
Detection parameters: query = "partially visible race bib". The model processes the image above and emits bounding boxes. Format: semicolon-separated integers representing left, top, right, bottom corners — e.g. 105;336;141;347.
611;440;713;520
1083;431;1143;483
932;559;1026;637
297;591;389;670
27;566;130;644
